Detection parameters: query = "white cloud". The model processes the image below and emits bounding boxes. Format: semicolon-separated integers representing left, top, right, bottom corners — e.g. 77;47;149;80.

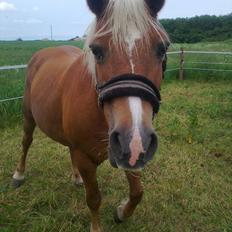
27;19;43;24
13;19;25;23
33;6;39;11
13;18;43;24
0;1;16;11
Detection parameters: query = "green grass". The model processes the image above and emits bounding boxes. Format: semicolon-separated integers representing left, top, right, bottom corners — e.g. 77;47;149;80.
0;40;232;231
171;39;232;52
0;39;232;128
0;41;84;129
0;40;84;66
167;39;232;78
0;77;232;232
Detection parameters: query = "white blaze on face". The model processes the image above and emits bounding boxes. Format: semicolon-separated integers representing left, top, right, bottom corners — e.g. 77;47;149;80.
128;97;145;166
125;25;142;73
125;20;144;166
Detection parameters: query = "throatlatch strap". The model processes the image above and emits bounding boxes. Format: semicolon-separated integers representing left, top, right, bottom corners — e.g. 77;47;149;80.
96;74;161;114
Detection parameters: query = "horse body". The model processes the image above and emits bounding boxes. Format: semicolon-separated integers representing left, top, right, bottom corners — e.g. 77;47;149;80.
13;0;169;231
26;46;108;162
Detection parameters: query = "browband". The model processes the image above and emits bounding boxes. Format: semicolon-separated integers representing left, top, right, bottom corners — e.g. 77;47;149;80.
96;74;161;114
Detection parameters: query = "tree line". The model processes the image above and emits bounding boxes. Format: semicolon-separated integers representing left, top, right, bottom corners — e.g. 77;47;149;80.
160;14;232;43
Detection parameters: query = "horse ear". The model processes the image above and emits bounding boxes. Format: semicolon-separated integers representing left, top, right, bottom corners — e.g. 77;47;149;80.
86;0;109;17
145;0;165;17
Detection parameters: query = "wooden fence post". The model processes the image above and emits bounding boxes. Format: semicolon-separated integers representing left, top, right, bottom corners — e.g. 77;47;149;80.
179;47;184;80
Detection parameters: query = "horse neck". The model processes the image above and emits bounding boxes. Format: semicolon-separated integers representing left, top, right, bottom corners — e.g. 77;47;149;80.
63;55;107;131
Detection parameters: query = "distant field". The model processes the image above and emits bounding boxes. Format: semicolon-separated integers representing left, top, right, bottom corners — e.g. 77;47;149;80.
0;40;84;66
0;40;83;128
1;40;232;127
0;39;231;66
0;40;232;232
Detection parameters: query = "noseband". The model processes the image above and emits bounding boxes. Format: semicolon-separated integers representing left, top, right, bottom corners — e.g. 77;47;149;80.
96;74;161;114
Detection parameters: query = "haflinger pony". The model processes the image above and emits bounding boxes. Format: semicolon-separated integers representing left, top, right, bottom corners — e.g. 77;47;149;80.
13;0;169;231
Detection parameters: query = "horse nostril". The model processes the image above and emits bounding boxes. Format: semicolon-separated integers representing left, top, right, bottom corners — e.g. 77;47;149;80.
139;152;145;162
145;132;158;160
110;131;123;158
150;133;157;147
111;131;120;147
110;130;131;160
122;152;130;160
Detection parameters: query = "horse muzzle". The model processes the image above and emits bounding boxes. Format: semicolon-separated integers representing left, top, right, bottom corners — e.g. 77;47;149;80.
109;127;158;170
96;73;161;170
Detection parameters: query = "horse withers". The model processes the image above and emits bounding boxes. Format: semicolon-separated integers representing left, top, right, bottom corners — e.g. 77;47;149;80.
13;0;169;231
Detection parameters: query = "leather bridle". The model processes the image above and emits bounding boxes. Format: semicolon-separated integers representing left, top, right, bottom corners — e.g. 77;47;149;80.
96;74;161;115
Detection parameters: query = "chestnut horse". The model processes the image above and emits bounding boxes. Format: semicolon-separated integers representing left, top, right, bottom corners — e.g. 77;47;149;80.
13;0;169;231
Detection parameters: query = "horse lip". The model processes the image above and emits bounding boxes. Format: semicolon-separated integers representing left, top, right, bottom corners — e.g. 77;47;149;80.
116;159;146;171
108;151;147;170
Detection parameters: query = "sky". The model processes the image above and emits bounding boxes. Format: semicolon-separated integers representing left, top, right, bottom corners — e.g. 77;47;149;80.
0;0;231;40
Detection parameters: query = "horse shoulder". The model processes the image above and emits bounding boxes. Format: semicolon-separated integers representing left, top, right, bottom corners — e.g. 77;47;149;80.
26;46;84;146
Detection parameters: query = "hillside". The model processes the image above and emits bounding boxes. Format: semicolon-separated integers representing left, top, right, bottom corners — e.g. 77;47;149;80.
160;14;232;43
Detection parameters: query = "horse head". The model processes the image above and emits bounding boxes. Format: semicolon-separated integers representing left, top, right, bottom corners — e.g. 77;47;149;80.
85;0;169;170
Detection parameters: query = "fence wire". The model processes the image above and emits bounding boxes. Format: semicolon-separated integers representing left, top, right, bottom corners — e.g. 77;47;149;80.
0;64;27;71
0;96;23;103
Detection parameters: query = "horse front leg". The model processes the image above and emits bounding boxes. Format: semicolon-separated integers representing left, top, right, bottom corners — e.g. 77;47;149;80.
115;171;143;222
72;150;102;232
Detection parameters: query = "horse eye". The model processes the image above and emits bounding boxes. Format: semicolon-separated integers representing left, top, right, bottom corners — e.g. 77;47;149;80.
162;54;167;72
156;44;167;60
89;44;105;63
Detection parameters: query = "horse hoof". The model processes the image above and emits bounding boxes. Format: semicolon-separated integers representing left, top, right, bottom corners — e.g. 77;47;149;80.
90;223;102;232
114;209;123;224
114;199;129;223
12;178;25;188
74;182;84;187
72;176;84;187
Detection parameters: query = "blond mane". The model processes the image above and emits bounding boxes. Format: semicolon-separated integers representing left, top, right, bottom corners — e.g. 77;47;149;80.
84;0;169;79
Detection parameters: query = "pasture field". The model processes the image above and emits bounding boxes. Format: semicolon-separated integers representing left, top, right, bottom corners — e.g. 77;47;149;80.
0;40;232;232
0;40;83;128
0;39;232;128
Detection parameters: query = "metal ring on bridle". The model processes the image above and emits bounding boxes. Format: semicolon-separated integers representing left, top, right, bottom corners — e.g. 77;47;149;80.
96;74;161;114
